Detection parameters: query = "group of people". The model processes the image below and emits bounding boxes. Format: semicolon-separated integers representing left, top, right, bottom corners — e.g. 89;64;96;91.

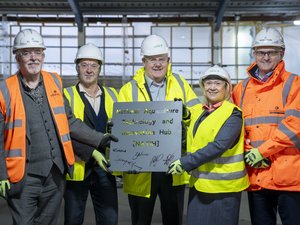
0;26;299;225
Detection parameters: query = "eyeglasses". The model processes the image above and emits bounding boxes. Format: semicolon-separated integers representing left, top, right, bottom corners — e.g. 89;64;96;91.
19;49;44;58
254;51;280;58
203;80;226;88
79;63;100;70
144;57;169;65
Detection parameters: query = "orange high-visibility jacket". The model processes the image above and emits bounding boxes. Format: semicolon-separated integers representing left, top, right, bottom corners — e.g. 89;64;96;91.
0;71;75;183
232;60;300;191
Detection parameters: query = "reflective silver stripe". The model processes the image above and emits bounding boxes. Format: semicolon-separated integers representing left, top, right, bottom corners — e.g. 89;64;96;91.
6;149;22;157
173;73;186;103
106;87;117;102
239;78;250;108
212;153;244;164
286;109;300;118
53;106;66;115
0;81;11;118
6;119;22;129
186;98;200;108
191;167;247;180
250;140;265;148
61;133;71;143
245;116;283;126
130;80;138;101
49;72;62;93
282;74;296;107
65;87;75;113
278;123;300;148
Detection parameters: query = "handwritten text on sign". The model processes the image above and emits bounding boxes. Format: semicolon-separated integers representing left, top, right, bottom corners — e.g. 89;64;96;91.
109;101;182;172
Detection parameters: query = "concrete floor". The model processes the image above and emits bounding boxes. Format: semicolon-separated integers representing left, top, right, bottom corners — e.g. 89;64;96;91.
0;188;282;225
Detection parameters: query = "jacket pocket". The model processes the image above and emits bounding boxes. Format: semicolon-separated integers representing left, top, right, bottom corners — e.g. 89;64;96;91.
272;153;300;186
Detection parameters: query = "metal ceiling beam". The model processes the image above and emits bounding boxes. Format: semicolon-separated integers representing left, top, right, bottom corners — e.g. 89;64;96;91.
67;0;83;32
1;0;300;23
2;15;298;24
215;0;230;32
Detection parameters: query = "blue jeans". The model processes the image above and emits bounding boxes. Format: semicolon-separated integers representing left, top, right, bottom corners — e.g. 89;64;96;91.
248;189;300;225
64;166;118;225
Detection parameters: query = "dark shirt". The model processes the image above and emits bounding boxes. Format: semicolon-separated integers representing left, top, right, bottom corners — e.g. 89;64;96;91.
253;68;273;82
20;74;65;176
20;75;44;105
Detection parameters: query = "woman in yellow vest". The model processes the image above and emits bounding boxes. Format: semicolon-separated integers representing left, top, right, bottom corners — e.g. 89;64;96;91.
168;65;249;225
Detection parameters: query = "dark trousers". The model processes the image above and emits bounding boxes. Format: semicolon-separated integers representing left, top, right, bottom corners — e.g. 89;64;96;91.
248;189;300;225
128;172;185;225
64;166;118;225
7;166;65;225
186;187;242;225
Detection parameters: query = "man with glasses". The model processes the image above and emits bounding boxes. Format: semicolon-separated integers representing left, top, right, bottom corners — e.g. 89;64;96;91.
233;27;300;225
0;29;118;225
119;34;201;225
63;43;119;225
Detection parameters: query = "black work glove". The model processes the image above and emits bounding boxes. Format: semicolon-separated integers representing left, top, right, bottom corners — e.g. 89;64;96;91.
99;133;119;149
174;98;190;120
106;120;114;134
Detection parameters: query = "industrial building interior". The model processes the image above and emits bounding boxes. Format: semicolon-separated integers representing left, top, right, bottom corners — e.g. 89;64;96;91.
1;1;299;224
1;0;300;90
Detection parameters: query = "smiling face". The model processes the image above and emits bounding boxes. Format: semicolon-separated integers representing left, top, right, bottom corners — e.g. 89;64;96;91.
77;58;101;87
203;79;227;105
142;53;169;83
253;46;284;76
16;48;45;77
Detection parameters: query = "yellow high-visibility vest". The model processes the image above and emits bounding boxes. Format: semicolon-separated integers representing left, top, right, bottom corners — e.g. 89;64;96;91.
188;101;249;193
64;85;118;181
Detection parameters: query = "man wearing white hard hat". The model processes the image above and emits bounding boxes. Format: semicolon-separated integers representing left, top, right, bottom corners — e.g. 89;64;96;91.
0;29;118;225
119;34;201;225
168;65;249;225
63;43;119;225
233;27;300;225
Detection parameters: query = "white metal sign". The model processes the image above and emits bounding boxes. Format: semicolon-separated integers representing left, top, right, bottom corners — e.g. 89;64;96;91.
109;101;182;172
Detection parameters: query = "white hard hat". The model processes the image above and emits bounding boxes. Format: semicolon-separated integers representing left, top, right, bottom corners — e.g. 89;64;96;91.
141;34;169;57
13;29;46;54
252;27;285;49
75;43;103;63
199;65;231;89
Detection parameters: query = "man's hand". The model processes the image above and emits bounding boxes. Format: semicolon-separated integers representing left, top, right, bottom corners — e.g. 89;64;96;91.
0;179;10;198
244;148;271;168
167;159;184;175
174;98;190;120
92;150;111;173
106;120;114;134
182;104;190;120
99;133;119;149
253;159;271;169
